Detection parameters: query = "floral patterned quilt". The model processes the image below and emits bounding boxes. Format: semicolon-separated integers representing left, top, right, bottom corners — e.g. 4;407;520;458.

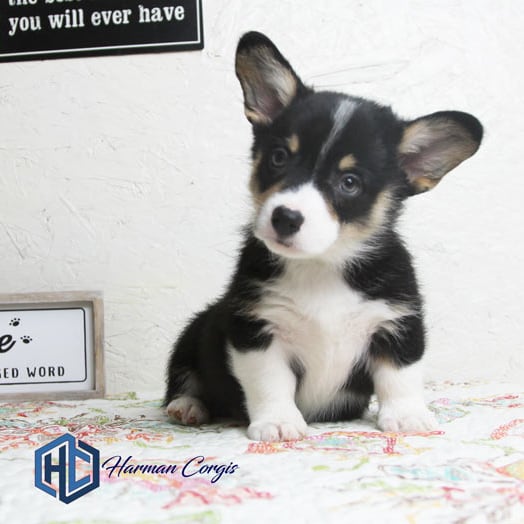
1;381;523;524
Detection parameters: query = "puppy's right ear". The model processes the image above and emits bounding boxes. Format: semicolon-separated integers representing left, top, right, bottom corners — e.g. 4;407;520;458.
235;32;308;125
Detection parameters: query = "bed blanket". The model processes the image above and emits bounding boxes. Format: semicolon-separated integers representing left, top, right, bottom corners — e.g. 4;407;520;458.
0;381;523;523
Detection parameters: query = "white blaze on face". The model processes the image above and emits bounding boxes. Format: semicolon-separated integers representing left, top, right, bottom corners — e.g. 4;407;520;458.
316;99;357;168
254;183;340;259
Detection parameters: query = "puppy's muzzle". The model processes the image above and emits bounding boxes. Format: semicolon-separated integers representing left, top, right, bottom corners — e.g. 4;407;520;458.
271;206;304;238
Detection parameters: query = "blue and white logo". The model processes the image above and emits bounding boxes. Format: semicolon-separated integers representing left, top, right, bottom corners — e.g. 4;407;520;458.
34;433;100;504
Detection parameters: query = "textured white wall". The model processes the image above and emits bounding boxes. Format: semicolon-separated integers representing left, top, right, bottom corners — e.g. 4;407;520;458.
1;0;523;394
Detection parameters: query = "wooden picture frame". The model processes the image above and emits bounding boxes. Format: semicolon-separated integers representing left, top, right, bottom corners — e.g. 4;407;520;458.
0;291;105;401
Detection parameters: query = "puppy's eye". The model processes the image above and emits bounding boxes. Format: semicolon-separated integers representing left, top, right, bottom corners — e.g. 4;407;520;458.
340;173;362;195
270;147;289;168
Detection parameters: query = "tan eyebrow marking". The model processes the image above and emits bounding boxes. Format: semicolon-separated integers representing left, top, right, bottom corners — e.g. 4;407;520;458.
338;154;357;171
287;134;300;154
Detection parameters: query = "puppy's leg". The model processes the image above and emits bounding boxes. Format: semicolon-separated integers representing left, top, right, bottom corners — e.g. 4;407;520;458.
229;342;307;441
369;315;437;432
166;394;210;426
164;311;210;426
372;360;437;432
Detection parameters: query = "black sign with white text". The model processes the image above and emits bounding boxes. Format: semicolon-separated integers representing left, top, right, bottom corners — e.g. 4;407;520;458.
0;0;203;62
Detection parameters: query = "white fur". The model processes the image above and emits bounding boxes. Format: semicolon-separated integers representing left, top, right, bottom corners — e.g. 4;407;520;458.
372;361;437;432
229;259;415;440
254;183;340;258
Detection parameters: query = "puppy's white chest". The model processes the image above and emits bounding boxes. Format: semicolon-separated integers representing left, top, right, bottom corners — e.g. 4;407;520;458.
255;261;405;416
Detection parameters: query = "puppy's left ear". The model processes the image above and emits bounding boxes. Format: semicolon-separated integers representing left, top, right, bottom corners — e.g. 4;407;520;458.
235;32;309;125
399;111;483;195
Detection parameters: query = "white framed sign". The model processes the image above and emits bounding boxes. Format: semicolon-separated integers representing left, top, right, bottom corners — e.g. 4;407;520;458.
0;291;104;400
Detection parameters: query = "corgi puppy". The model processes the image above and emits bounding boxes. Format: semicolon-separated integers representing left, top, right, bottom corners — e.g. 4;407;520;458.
164;32;482;441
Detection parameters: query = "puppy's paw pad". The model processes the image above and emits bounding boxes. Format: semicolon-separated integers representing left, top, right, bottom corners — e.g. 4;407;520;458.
378;401;437;433
166;396;209;426
247;420;308;442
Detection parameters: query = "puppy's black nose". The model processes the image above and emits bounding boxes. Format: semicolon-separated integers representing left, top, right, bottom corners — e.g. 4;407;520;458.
271;206;304;237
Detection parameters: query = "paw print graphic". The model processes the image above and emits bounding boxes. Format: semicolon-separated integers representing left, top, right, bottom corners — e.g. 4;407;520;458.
20;336;32;344
9;317;21;327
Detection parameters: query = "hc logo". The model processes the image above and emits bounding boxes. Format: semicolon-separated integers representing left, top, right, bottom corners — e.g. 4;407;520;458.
34;433;100;504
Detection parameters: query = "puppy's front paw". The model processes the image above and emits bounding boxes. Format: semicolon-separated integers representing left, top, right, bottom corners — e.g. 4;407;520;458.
247;418;308;442
378;399;437;432
166;396;210;426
